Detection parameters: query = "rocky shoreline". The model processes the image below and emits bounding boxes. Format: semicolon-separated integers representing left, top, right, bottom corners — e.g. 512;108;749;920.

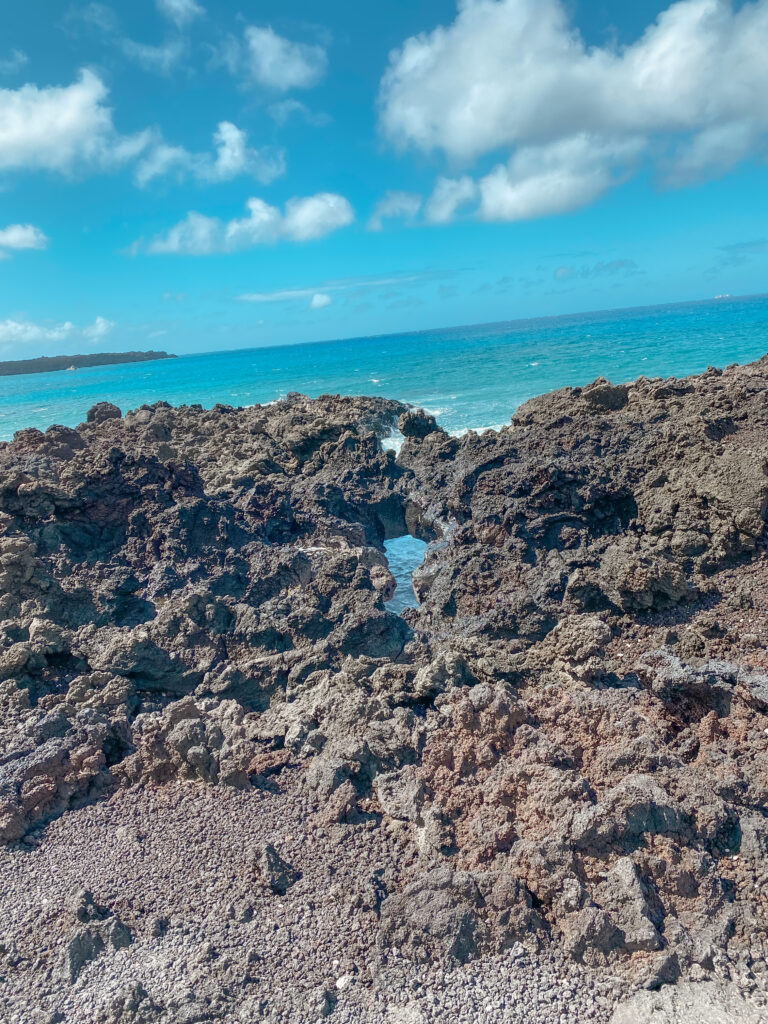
2;359;768;1022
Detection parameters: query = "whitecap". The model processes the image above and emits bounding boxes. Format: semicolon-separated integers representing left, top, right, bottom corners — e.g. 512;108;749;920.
450;423;505;437
381;428;404;454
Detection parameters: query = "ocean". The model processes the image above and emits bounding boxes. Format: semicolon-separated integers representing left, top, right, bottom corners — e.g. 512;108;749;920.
3;294;768;444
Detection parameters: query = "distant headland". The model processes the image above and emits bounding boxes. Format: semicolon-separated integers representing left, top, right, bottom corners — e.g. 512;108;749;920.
0;350;176;377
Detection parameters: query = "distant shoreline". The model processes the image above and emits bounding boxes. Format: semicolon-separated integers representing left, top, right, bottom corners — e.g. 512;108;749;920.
0;350;176;378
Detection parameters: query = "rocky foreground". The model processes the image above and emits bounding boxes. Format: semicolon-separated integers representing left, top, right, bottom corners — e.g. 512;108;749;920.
2;360;768;1022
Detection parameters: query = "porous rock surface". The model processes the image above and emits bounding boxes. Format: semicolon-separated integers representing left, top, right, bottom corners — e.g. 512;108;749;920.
2;363;768;1021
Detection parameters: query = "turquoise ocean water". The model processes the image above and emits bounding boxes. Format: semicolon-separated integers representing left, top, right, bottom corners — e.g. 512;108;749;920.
3;294;768;442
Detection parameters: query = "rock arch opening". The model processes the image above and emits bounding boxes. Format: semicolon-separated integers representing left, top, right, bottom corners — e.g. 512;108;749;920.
383;534;428;614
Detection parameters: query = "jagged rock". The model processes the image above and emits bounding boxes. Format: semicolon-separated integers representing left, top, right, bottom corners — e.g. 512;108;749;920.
86;402;122;425
398;409;441;439
378;868;488;963
0;717;127;841
94;984;163;1023
255;842;301;895
610;982;768;1024
2;363;768;989
378;868;538;963
65;891;132;982
598;858;661;952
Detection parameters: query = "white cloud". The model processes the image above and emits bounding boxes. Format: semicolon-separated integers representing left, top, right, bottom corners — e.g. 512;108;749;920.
0;69;150;175
0;316;116;346
141;193;354;255
380;0;768;221
0;223;48;256
478;135;643;222
136;121;285;186
0;50;28;75
66;3;190;74
245;26;327;91
310;293;332;309
156;0;204;28
267;98;331;127
83;315;116;340
424;175;478;224
238;272;437;303
0;319;74;344
282;193;354;241
121;37;186;75
368;191;422;230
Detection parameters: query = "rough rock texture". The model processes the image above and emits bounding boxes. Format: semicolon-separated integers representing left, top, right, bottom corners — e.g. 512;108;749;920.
2;362;768;1021
609;981;768;1023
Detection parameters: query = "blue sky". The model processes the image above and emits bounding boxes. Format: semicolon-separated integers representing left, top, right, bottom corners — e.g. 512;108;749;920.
1;0;767;356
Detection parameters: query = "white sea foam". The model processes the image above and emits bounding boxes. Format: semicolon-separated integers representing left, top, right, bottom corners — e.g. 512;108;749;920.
450;423;505;437
381;428;405;454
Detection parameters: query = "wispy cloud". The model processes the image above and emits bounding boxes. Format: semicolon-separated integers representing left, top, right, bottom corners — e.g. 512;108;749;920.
553;259;640;281
65;3;192;76
156;0;204;28
0;49;28;75
267;98;331;127
368;191;422;231
238;272;434;304
136;121;285;187
82;315;115;340
120;37;187;75
718;239;768;266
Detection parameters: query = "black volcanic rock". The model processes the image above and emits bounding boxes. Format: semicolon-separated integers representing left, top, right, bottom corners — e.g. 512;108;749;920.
2;366;768;1016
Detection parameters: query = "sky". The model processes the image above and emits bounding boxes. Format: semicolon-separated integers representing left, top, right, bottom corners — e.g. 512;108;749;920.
1;0;768;357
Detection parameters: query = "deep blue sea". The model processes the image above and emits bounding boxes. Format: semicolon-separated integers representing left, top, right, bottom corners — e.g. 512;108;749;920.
3;294;768;442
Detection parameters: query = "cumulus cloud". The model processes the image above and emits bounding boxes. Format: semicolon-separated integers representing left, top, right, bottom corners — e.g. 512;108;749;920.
380;0;768;221
310;293;332;309
0;69;149;175
0;72;275;189
0;50;28;75
478;135;643;222
0;320;73;344
0;316;113;346
0;223;48;257
136;121;285;186
156;0;205;28
141;193;354;255
244;26;327;91
368;191;422;230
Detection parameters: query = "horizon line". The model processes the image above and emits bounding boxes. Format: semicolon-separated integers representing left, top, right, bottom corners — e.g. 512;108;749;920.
179;290;768;362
